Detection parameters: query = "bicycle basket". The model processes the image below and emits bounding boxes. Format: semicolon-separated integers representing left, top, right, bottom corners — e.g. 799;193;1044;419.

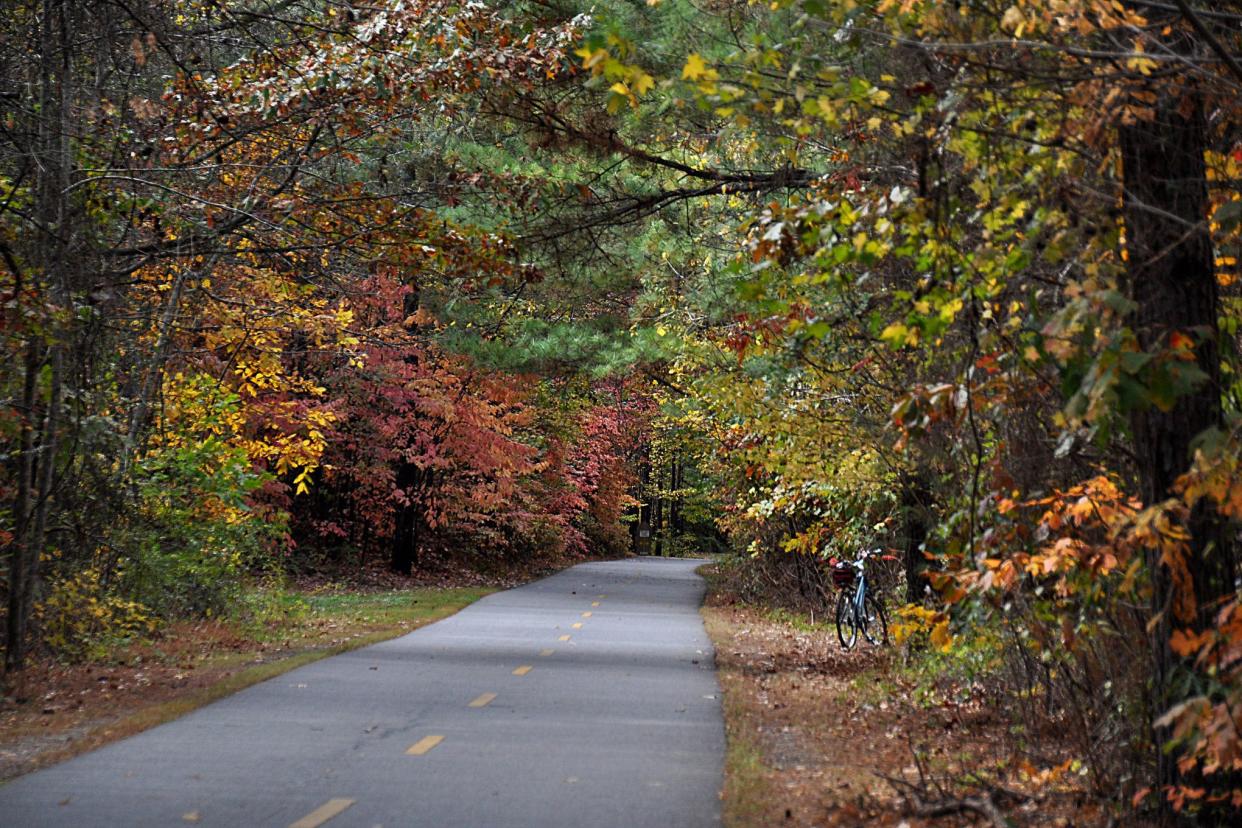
831;564;855;588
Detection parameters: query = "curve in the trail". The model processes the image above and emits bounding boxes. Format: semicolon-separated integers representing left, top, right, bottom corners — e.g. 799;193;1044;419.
0;557;724;828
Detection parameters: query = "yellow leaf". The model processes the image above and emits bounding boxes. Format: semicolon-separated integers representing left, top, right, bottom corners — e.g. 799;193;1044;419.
930;620;953;652
682;53;707;81
1001;6;1023;32
576;47;608;72
880;322;917;347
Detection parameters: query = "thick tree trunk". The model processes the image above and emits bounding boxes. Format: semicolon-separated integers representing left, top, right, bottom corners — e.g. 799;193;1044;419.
1119;89;1233;804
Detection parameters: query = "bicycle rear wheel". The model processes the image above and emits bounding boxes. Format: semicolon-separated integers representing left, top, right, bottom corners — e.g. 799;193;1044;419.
835;591;857;650
860;594;888;646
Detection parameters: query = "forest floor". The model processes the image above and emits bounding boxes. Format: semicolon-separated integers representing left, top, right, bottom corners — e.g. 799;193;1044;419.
0;555;562;783
700;564;1137;827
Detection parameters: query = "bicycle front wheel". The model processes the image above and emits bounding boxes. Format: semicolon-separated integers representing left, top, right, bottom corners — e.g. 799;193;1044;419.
835;591;857;650
860;594;888;646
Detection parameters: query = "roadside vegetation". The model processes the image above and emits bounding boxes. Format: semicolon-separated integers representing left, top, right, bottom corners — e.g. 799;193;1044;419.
703;562;1153;827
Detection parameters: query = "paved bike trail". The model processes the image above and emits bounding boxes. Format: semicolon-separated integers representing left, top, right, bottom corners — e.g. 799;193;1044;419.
0;558;723;827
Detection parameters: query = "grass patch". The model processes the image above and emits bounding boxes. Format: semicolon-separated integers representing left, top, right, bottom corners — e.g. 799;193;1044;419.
237;585;494;647
762;605;834;633
722;726;772;826
845;664;901;706
306;587;487;621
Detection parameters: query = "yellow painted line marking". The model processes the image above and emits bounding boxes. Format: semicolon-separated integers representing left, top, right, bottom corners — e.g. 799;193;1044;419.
597;594;606;599
540;648;555;657
406;735;444;755
469;692;497;708
289;798;354;828
591;601;600;607
512;665;533;676
182;813;201;824
571;622;583;629
558;634;571;641
581;611;592;618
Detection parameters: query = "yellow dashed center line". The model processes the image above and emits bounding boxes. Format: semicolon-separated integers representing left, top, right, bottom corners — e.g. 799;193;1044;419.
571;622;583;629
581;611;592;618
468;692;497;708
597;594;606;599
182;812;201;823
539;648;555;656
559;634;571;641
406;735;444;755
512;665;533;676
289;798;355;828
591;601;600;607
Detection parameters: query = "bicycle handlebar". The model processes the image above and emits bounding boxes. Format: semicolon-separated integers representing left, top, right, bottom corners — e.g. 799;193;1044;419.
827;548;901;569
838;548;900;569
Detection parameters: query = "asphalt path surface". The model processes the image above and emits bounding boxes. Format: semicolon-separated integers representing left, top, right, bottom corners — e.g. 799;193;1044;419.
0;557;724;827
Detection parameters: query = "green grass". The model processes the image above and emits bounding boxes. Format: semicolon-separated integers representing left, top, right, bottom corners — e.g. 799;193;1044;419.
722;732;773;827
305;587;491;619
762;605;835;633
846;665;901;705
237;586;493;644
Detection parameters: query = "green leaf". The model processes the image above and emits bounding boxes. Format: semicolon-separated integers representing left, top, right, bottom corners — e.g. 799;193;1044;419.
1119;351;1152;374
1099;289;1137;315
1213;198;1242;229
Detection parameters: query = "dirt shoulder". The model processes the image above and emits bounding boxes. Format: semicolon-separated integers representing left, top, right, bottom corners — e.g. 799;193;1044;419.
701;565;1127;827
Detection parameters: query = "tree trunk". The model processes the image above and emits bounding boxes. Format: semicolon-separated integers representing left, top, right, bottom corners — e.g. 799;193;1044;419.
5;341;42;672
901;470;932;605
633;449;651;554
5;0;73;673
652;492;663;556
390;465;423;575
670;454;683;535
390;504;420;576
1119;87;1233;805
120;263;192;477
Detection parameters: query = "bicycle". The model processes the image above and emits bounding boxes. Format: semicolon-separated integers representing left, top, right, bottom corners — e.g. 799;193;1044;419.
832;548;889;649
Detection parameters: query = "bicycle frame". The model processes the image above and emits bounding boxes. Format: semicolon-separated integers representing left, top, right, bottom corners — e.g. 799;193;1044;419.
850;568;869;626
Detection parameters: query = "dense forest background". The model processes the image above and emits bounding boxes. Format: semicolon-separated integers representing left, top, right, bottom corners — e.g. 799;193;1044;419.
2;0;1241;821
